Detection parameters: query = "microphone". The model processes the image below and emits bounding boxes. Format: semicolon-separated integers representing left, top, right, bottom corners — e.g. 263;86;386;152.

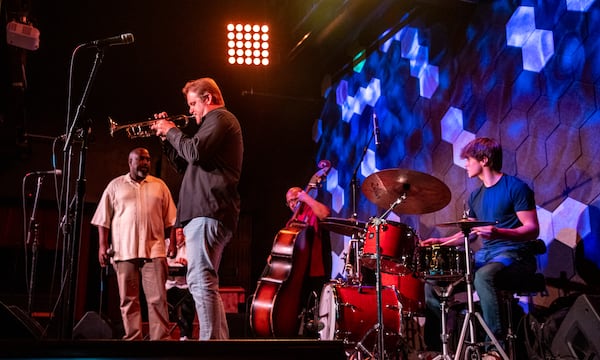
372;112;380;147
104;248;115;276
83;33;134;47
26;169;62;177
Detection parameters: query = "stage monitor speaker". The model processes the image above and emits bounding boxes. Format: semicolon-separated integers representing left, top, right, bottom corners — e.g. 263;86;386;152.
73;311;113;339
0;301;44;339
551;294;600;359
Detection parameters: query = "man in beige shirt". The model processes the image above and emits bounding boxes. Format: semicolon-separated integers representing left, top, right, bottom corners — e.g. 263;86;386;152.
91;147;177;340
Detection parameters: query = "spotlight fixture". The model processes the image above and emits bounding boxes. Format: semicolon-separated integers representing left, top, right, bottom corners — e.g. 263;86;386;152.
227;23;269;66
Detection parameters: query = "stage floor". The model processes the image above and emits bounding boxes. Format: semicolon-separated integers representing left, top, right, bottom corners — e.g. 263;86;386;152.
0;339;347;359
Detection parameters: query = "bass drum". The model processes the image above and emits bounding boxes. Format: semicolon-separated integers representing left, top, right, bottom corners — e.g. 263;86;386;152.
318;282;402;350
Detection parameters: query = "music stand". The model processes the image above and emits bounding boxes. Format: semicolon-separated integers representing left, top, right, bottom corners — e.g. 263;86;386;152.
438;220;509;360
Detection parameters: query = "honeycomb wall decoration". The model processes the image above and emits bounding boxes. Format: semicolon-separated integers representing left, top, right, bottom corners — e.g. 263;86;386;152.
315;0;600;306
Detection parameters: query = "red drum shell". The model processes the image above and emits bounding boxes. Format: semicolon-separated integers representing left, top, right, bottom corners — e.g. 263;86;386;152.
362;221;417;275
381;272;425;314
318;283;401;348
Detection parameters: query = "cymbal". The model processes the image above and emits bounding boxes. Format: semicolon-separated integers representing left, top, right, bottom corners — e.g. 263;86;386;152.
545;277;598;293
361;168;451;214
320;217;366;236
437;218;495;229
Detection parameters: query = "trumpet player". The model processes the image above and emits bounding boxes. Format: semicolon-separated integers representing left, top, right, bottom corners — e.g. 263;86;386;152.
151;77;243;340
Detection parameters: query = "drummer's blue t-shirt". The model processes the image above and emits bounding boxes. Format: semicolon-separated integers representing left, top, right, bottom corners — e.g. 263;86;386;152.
467;174;536;266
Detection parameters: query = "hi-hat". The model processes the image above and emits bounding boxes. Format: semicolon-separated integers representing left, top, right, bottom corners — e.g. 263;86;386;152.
437;218;495;229
320;217;366;236
362;168;451;214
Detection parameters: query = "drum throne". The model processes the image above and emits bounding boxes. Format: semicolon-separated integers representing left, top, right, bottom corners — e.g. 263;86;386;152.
496;239;547;360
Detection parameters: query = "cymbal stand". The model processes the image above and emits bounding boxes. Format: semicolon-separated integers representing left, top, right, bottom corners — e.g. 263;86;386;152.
427;278;463;360
344;235;362;284
356;196;405;359
453;226;509;360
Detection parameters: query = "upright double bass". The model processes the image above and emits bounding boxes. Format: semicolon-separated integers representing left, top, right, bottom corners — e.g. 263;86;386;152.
250;160;331;337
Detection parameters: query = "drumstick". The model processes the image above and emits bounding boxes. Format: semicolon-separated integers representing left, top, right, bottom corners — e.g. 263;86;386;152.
440;239;455;246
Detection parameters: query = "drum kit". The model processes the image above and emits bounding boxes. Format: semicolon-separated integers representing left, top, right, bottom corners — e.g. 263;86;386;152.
317;168;503;360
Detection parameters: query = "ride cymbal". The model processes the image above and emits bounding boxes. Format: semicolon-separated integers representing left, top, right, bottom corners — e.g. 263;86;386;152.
361;168;451;214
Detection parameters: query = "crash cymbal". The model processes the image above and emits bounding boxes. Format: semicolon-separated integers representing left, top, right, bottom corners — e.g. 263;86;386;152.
361;168;451;214
320;217;366;236
437;218;496;229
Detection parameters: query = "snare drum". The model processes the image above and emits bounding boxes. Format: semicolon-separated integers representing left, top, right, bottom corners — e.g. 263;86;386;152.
413;245;466;280
361;221;417;275
318;282;402;348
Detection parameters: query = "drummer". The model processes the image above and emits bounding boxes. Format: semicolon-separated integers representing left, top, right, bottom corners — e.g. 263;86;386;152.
420;137;540;359
285;186;332;336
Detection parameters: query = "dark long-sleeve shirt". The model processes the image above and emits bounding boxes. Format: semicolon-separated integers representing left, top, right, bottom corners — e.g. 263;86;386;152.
163;107;243;232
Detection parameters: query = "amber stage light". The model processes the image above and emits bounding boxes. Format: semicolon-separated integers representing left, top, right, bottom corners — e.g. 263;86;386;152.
227;23;269;66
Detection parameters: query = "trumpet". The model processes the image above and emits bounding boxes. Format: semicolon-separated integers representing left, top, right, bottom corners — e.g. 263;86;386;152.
108;115;193;138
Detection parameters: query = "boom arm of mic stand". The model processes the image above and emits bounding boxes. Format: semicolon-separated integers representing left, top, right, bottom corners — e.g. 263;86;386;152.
63;47;104;152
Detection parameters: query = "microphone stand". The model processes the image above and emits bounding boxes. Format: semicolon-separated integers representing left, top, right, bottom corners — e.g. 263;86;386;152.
370;198;404;359
26;175;44;315
350;130;375;219
59;46;103;339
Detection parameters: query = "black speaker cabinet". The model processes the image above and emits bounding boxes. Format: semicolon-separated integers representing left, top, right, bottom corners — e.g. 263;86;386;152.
73;311;114;339
551;294;600;358
0;301;44;339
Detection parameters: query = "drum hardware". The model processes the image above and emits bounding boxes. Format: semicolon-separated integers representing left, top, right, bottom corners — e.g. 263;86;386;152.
426;277;465;360
351;168;451;359
301;290;323;335
355;335;376;359
437;219;509;360
328;221;366;285
359;204;403;360
321;217;367;284
347;236;363;284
